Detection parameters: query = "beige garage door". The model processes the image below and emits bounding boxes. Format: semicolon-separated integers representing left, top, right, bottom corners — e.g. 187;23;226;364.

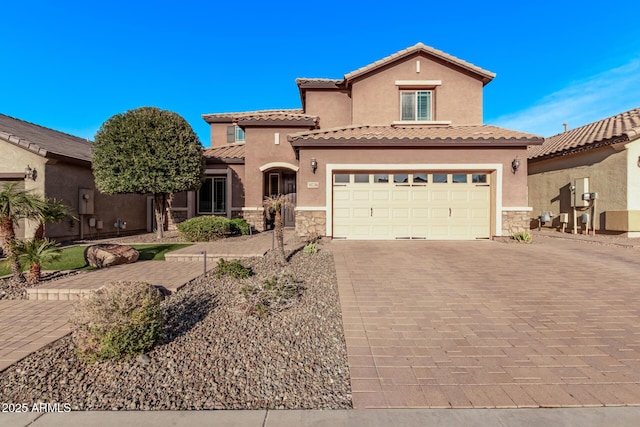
333;172;490;240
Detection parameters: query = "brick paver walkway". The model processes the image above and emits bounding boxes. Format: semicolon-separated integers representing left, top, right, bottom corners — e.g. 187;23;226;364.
332;238;640;408
0;301;73;371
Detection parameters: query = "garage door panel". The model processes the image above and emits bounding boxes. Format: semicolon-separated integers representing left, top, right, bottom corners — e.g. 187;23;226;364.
431;190;449;201
451;190;470;201
392;208;410;219
334;208;351;219
372;190;390;201
412;190;429;201
353;208;370;219
412;208;429;218
431;208;449;219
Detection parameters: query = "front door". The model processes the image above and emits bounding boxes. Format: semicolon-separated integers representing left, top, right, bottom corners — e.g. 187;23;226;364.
283;173;296;227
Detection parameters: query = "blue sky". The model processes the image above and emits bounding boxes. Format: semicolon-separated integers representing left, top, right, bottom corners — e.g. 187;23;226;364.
2;1;639;146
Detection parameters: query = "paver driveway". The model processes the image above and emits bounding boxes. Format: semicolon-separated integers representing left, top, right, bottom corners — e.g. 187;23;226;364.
332;237;640;408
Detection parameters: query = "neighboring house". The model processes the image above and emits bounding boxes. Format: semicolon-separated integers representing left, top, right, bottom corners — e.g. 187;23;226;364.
180;43;543;240
0;114;148;241
528;107;640;237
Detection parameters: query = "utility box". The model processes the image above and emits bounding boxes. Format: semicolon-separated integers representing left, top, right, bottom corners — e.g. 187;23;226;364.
571;178;590;207
559;213;569;223
78;189;95;215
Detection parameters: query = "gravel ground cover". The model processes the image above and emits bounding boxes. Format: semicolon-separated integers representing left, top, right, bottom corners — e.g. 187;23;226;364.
0;246;352;410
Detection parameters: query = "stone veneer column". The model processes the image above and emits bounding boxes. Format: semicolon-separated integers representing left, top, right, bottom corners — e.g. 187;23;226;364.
295;210;326;237
502;209;532;235
242;208;266;232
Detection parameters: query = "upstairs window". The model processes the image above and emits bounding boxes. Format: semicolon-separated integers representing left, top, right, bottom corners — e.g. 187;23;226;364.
401;91;432;121
226;125;245;143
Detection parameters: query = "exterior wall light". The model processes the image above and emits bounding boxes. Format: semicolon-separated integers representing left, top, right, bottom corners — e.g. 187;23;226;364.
511;157;521;174
310;158;318;174
24;165;37;181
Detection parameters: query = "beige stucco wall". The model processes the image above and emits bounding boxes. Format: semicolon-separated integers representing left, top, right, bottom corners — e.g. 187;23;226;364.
44;161;147;240
350;52;484;125
528;144;628;232
0;143;48;239
626;137;640;210
304;90;352;129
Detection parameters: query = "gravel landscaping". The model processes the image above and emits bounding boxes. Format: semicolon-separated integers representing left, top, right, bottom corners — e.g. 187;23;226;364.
0;245;351;410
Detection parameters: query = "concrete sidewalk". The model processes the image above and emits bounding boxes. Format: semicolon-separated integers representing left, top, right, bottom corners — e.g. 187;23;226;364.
2;407;640;426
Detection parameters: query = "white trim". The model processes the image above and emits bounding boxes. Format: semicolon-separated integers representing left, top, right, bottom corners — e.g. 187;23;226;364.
325;163;505;237
230;207;244;211
242;207;265;212
259;162;299;172
392;120;452;126
395;79;442;86
169;207;188;212
274;132;280;145
205;168;229;174
294;206;327;212
502;207;533;212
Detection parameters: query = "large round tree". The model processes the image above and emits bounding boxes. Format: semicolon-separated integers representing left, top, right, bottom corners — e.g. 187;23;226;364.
92;107;204;238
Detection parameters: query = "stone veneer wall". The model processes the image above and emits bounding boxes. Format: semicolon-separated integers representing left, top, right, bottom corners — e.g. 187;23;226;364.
295;210;326;237
502;210;531;235
242;208;265;232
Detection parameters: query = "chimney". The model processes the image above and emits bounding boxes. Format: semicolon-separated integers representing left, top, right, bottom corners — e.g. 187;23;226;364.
563;122;568;133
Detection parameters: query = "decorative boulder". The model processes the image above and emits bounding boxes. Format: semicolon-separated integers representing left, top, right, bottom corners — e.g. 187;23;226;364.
84;244;140;269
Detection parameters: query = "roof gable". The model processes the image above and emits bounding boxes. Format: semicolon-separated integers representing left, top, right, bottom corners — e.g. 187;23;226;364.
343;43;496;85
528;106;640;160
0;114;92;163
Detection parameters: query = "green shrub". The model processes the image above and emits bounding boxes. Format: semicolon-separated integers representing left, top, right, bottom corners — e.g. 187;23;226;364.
240;274;302;318
513;230;532;243
71;281;164;363
229;218;251;235
303;242;318;254
177;216;231;241
215;258;253;279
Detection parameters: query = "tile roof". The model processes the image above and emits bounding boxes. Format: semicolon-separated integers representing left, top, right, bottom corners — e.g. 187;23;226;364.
0;113;92;163
203;144;245;162
289;124;542;146
528;107;640;160
344;43;496;85
202;109;318;125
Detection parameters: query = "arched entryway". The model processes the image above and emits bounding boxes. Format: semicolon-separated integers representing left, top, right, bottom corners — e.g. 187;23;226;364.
259;162;298;228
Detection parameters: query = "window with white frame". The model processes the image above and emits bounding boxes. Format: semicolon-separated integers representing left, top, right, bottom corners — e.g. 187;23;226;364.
226;125;245;143
401;90;432;121
198;176;226;214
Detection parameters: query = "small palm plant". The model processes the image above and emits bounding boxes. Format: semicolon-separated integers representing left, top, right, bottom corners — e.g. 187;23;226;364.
0;183;47;281
34;198;75;240
262;195;293;266
12;238;62;285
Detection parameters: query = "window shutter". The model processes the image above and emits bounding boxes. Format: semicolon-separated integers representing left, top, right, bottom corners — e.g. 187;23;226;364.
227;126;235;142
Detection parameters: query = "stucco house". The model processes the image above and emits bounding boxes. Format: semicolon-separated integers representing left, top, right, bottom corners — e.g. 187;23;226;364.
528;107;640;237
176;43;543;240
0;114;148;241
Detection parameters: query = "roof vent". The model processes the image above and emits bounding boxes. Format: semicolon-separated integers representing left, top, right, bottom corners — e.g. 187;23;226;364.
563;122;568;133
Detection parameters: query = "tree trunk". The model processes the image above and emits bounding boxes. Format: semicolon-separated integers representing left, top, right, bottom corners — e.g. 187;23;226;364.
274;206;286;265
34;222;45;240
0;217;24;282
28;263;41;285
154;193;166;239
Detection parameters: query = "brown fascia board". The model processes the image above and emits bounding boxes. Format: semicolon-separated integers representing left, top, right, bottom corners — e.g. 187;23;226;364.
0;172;26;180
290;138;543;148
202;115;234;124
46;152;92;167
